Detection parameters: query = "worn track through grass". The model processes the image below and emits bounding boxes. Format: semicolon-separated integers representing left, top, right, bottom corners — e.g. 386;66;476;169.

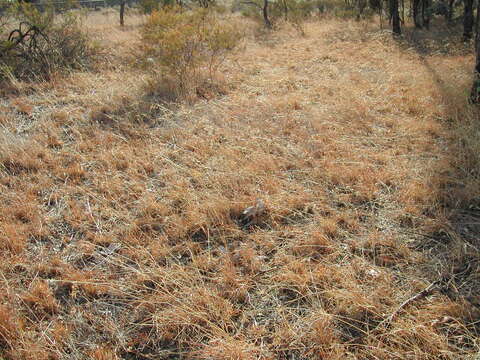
0;13;479;359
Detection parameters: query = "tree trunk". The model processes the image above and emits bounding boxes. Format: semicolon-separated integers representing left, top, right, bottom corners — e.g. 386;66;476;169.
413;0;422;27
120;0;125;27
263;0;272;28
470;0;480;102
391;0;401;35
379;0;383;28
401;0;405;23
422;0;430;29
464;0;474;40
357;0;366;19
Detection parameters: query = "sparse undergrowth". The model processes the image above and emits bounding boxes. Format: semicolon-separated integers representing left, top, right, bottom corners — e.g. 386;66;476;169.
0;10;479;360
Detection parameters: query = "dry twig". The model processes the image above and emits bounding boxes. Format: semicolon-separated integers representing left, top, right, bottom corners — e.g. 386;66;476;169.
379;280;440;328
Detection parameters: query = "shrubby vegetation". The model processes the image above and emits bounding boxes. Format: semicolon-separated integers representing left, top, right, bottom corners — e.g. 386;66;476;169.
141;6;242;97
0;2;96;82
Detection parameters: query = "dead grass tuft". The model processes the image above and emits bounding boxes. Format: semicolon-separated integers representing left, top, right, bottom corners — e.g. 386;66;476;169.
0;305;23;352
22;280;59;316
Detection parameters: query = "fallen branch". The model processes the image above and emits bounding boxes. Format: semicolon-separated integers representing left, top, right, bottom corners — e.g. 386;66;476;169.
379;280;440;328
343;279;441;345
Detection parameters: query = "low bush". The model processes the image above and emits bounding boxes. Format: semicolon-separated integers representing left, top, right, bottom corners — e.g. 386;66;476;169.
0;3;96;82
141;6;241;98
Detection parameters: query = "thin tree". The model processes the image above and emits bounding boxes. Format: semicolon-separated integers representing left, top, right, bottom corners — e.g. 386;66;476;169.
422;0;431;29
263;0;272;28
464;0;474;40
357;0;366;19
390;0;401;35
120;0;125;26
470;0;480;102
413;0;422;27
240;0;271;27
198;0;213;8
401;0;405;23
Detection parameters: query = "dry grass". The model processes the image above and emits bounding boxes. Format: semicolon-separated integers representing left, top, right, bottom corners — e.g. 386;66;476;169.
0;10;479;360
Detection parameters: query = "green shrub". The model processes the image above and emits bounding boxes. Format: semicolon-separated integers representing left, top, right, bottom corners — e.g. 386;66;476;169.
141;6;241;97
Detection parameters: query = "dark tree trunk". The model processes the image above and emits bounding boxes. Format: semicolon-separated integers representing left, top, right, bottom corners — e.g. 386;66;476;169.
120;0;125;26
413;0;422;27
422;0;431;29
391;0;401;35
470;0;480;102
263;0;272;28
464;0;474;40
421;0;425;25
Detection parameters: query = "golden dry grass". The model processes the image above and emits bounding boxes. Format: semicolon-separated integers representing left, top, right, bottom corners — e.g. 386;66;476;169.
0;10;479;360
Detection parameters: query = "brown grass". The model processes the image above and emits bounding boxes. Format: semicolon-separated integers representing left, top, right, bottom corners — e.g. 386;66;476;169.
0;9;479;360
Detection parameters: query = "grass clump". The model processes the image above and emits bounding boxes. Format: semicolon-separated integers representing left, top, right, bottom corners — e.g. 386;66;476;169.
141;6;241;99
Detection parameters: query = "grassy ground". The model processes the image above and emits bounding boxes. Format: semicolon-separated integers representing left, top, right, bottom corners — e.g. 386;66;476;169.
0;9;479;359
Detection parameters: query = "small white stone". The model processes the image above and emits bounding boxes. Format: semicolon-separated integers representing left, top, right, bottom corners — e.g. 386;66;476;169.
367;269;380;278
